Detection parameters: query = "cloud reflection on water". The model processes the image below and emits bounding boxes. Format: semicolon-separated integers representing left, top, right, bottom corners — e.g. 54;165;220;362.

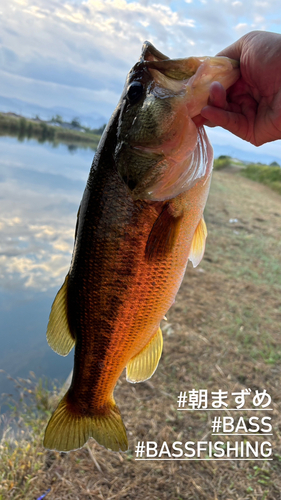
0;217;73;290
0;137;93;292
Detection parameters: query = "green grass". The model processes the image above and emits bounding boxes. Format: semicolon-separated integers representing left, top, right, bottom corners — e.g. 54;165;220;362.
240;163;281;195
213;155;232;170
0;373;55;498
214;157;281;197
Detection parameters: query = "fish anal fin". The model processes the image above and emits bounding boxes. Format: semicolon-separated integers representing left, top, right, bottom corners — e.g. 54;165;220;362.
46;275;75;356
145;204;182;261
44;393;128;452
188;217;207;268
126;327;163;383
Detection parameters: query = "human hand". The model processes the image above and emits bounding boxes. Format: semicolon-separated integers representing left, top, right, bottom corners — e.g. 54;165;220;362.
197;31;281;146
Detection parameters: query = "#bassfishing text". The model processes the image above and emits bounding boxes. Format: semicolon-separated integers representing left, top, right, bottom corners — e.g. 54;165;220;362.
135;440;272;460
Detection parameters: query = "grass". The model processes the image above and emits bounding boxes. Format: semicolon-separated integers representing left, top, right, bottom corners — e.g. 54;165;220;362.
0;113;103;150
213;155;281;196
240;163;281;196
213;155;232;170
1;169;281;499
0;373;55;499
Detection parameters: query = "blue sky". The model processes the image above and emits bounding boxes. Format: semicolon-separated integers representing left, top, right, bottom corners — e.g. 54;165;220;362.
1;0;281;160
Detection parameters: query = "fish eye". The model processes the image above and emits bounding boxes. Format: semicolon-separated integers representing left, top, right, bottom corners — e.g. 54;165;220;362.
127;81;143;104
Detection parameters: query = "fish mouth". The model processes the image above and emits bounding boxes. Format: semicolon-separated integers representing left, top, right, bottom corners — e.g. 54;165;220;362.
140;41;203;81
144;56;239;81
145;56;205;80
130;42;240;104
137;42;240;115
140;41;239;82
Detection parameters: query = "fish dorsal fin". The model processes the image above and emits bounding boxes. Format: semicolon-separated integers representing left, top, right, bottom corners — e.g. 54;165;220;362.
46;275;75;356
141;41;168;62
145;203;182;261
126;327;163;383
188;217;207;268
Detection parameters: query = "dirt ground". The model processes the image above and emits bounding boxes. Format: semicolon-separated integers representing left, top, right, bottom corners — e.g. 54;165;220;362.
4;169;281;499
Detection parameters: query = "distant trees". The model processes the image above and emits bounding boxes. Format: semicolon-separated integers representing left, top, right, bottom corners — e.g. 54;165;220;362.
71;117;81;128
49;115;106;134
0;114;55;142
51;115;63;124
213;155;231;170
0;111;107;151
92;124;106;135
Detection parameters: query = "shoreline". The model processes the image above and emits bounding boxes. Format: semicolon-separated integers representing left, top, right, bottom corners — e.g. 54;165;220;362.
0;112;103;150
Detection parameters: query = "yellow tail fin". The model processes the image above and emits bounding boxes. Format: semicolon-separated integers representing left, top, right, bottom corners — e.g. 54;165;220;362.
43;393;128;452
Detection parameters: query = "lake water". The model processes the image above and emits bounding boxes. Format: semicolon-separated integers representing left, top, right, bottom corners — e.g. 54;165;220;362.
1;134;281;402
0;136;94;397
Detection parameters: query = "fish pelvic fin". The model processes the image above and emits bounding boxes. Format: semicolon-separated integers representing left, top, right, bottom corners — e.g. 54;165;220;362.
43;392;128;452
126;327;163;383
46;275;75;356
188;217;207;268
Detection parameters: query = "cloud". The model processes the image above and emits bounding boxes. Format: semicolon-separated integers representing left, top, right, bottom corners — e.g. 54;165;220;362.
234;22;249;31
0;0;280;122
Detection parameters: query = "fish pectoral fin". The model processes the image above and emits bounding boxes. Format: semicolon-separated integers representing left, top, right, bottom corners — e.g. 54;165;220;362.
188;217;207;268
126;327;163;383
145;203;182;261
44;392;128;452
46;275;75;356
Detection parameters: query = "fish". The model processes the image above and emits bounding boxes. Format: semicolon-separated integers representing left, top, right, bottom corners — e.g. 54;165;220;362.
44;42;239;453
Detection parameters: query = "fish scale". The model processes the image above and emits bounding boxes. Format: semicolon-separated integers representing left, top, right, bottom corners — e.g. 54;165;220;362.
44;42;239;452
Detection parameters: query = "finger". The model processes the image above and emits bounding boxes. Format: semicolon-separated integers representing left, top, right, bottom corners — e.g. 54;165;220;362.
192;114;217;128
192;115;208;127
192;82;227;128
201;106;248;139
216;35;246;60
208;82;226;108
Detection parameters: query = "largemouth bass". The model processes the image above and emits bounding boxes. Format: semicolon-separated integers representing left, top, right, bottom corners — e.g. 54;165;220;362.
44;42;239;452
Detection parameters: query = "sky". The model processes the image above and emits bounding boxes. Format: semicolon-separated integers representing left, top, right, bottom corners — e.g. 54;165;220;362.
1;0;281;159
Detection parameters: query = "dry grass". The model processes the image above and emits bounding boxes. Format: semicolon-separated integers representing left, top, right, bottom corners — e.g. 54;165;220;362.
1;169;281;499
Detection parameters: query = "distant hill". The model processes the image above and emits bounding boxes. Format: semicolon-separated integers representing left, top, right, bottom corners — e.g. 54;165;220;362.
0;95;107;130
212;143;281;166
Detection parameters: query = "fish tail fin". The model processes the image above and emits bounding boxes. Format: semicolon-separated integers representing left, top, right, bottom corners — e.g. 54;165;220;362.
43;392;128;452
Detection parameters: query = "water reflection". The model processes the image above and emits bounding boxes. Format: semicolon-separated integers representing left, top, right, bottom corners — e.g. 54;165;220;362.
0;136;92;291
0;136;94;394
